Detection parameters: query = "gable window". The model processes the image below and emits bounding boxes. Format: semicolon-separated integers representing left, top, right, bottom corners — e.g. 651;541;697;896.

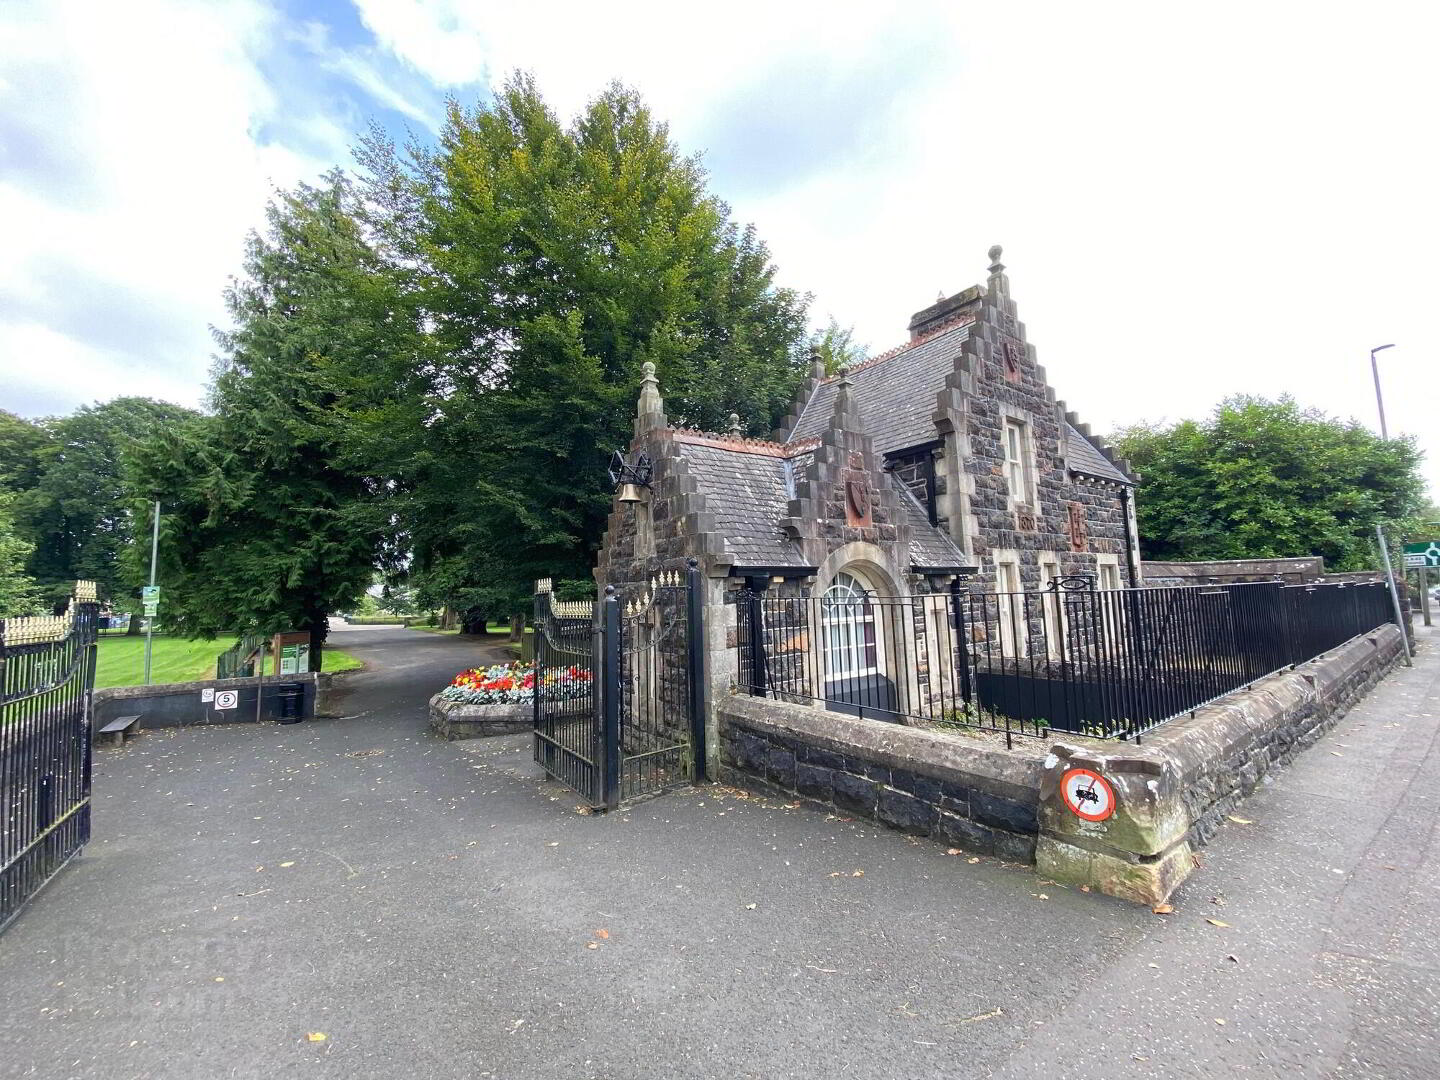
1004;418;1033;506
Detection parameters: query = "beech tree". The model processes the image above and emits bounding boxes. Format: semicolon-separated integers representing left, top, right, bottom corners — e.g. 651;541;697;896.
349;75;810;617
1112;395;1426;570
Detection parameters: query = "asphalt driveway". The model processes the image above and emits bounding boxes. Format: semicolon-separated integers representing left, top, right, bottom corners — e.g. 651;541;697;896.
0;624;1435;1079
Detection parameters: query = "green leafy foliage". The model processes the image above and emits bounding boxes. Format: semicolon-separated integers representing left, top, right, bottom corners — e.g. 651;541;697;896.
0;492;44;616
126;177;388;665
13;398;197;607
344;75;810;617
1112;395;1426;570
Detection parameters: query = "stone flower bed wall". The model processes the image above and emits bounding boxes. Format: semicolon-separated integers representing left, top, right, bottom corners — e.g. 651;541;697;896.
428;695;532;740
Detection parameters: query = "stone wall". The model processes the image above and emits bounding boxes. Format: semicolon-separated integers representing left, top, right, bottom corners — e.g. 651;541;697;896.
718;693;1043;861
1037;624;1406;904
93;672;329;731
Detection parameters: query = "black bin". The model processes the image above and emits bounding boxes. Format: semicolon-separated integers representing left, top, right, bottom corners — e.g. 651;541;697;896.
277;683;305;724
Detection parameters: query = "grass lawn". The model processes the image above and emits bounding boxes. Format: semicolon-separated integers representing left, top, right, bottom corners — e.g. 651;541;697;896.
94;636;363;689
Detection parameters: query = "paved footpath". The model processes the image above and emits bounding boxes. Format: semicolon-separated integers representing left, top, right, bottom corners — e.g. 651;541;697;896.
0;624;1435;1079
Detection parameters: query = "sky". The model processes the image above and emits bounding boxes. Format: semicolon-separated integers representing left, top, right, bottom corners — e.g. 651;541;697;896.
1;0;1436;498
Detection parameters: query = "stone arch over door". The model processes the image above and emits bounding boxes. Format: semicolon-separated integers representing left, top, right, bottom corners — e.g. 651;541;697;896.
814;543;906;722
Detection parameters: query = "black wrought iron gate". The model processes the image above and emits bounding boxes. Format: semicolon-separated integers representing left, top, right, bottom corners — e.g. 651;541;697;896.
1;582;99;933
533;562;706;810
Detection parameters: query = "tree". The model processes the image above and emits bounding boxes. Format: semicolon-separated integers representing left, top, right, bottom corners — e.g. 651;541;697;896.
1112;395;1426;570
0;492;44;617
127;177;390;668
0;410;50;493
14;397;196;610
810;318;869;375
348;75;811;617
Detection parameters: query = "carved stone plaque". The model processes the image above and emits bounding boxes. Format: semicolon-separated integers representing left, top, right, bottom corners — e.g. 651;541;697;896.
845;476;872;526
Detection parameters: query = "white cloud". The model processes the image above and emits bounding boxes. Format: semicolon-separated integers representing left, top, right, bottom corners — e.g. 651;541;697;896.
4;0;1436;501
0;0;343;416
347;1;1440;495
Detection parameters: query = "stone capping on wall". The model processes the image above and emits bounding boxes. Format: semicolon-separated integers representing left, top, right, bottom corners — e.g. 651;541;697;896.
1037;624;1406;905
718;692;1045;860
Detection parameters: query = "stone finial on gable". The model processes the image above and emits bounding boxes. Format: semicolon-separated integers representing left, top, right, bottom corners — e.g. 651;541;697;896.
635;360;668;436
728;412;743;437
830;367;864;433
987;244;1008;298
809;346;825;381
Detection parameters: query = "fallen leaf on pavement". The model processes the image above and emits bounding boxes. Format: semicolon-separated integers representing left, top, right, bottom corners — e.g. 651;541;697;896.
306;1033;327;1043
280;861;295;868
1226;816;1253;825
1152;903;1174;915
594;929;609;939
851;870;864;877
744;903;757;910
1206;918;1231;928
968;857;980;864
946;848;963;856
586;942;599;950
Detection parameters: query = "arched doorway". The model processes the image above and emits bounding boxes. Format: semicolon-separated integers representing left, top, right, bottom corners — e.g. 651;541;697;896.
820;569;899;721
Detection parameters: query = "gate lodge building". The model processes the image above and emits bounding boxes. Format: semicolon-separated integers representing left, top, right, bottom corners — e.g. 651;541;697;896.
595;246;1141;732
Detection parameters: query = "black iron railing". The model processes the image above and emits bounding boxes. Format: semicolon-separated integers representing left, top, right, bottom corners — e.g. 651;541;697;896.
2;583;99;933
734;580;1394;744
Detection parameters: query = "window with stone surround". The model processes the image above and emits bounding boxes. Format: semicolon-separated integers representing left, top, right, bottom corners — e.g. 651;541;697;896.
1039;555;1065;660
1003;418;1034;507
994;555;1025;658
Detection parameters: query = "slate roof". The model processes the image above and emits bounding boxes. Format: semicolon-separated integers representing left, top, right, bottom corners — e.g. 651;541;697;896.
787;324;971;455
1064;423;1135;485
675;440;972;571
676;442;807;566
889;477;972;570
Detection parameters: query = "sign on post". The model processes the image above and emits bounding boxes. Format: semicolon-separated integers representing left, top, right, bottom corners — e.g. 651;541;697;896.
1403;541;1440;569
141;586;160;603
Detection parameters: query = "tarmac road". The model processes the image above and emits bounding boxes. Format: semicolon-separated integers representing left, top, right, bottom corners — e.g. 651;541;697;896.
0;622;1435;1079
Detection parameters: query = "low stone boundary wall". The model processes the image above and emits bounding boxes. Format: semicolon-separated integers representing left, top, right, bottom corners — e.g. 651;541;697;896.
428;695;531;740
93;672;331;731
1038;624;1406;904
718;695;1043;861
718;624;1405;906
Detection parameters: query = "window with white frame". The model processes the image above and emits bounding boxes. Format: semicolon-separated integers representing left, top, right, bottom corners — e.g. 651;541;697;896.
821;572;879;679
1039;556;1065;659
1097;560;1122;591
1003;418;1034;506
994;557;1025;657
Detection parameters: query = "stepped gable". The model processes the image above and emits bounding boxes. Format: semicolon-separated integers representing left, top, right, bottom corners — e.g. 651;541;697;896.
783;318;976;456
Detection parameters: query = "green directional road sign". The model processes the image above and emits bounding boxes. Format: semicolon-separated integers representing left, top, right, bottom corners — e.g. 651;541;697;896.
1404;541;1440;569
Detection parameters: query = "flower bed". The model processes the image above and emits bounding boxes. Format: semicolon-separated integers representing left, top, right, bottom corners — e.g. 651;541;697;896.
437;661;593;706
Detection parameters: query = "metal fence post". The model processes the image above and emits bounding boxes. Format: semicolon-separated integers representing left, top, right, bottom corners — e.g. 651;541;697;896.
600;589;623;811
685;559;708;781
746;588;768;696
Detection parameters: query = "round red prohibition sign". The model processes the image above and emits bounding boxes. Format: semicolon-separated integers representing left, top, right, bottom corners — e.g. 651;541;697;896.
1060;768;1116;822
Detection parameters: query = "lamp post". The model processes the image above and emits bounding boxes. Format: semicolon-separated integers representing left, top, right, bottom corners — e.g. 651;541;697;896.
1370;343;1395;439
1368;345;1412;662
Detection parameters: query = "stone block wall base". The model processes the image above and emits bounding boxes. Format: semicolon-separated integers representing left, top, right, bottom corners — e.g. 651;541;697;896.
427;695;531;740
1037;835;1195;906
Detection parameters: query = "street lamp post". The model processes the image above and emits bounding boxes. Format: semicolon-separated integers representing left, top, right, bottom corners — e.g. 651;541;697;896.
1368;344;1412;663
1370;343;1395;440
